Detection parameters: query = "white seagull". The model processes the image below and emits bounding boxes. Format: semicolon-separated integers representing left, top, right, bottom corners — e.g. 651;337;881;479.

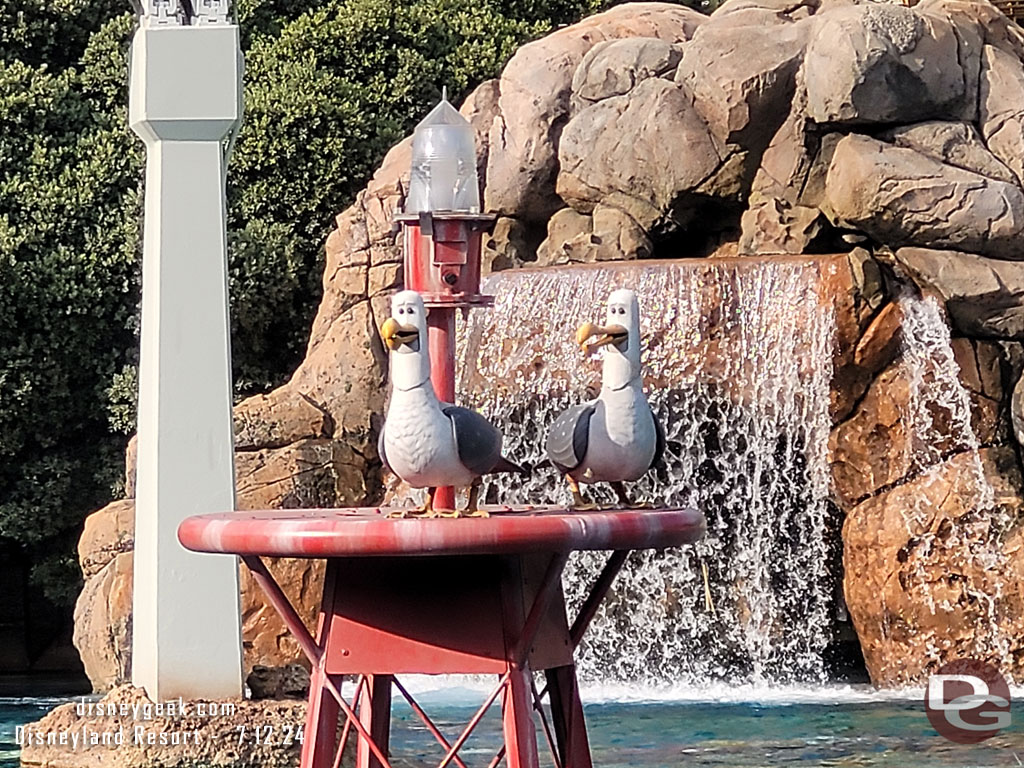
379;290;526;517
545;289;663;508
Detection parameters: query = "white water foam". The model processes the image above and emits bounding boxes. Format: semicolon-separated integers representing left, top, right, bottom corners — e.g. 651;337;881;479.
457;259;838;687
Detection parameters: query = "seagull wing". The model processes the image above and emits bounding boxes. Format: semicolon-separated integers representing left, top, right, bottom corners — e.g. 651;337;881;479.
442;405;504;476
377;426;392;474
546;402;595;474
651;410;666;470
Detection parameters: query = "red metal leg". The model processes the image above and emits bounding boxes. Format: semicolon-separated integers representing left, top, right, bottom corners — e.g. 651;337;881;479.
544;665;592;768
300;562;339;768
356;675;392;768
302;667;340;768
502;668;539;768
428;307;456;511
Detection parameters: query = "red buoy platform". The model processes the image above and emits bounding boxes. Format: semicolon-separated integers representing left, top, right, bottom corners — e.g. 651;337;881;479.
179;505;705;768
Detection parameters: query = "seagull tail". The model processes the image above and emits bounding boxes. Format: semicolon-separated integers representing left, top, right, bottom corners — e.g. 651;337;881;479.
493;456;530;476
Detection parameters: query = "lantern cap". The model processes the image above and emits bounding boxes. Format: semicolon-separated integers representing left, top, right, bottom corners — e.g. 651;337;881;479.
406;89;481;214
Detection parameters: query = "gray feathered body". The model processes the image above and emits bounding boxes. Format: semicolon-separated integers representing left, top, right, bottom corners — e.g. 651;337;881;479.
381;382;519;488
547;382;662;483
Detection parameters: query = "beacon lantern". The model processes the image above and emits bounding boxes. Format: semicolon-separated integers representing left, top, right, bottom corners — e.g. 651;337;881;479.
395;92;495;305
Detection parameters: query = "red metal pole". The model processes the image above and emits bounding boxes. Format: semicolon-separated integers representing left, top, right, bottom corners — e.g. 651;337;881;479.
428;306;457;511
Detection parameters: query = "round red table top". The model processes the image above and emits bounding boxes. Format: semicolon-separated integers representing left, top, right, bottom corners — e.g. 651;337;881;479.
177;505;705;558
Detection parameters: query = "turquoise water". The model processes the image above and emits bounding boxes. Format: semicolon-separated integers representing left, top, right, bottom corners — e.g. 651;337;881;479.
4;687;1023;767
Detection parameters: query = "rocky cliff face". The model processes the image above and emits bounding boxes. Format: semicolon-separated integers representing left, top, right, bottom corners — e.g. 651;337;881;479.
74;0;1024;690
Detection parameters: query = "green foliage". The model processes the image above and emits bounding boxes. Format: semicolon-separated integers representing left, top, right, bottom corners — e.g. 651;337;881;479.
0;0;614;608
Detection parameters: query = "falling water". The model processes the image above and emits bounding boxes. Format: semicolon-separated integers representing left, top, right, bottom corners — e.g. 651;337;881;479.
456;258;839;686
896;292;1013;671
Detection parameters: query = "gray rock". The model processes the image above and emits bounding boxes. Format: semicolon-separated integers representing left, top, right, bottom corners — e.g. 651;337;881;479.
823;134;1024;259
535;205;652;265
572;38;684;104
979;45;1024;186
481;217;540;273
557;78;723;229
484;3;706;222
675;17;809;150
805;4;974;124
881;120;1016;183
896;246;1024;338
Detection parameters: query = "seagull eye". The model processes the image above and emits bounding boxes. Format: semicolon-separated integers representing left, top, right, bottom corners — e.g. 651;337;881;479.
398;308;404;315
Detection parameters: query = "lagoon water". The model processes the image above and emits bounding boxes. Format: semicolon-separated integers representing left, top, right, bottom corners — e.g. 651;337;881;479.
4;685;1022;768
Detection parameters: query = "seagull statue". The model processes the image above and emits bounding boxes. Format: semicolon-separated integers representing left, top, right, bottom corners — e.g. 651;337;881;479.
545;289;664;509
379;290;526;517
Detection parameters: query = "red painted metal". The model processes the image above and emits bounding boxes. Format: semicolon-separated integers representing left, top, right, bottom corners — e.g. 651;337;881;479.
397;213;494;305
357;675;392;768
427;306;457;511
184;510;704;768
179;506;704;557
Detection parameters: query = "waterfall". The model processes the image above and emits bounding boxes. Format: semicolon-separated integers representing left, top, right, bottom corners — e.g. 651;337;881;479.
896;292;1012;671
456;258;839;686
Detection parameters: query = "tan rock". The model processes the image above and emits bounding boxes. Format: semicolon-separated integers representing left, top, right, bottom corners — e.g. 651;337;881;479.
917;0;1024;69
805;4;975;124
239;558;324;677
896;247;1024;338
572;38;683;104
882;120;1016;183
78;500;135;580
979;45;1024;186
481;217;539;273
823;134;1024;259
675;15;809;151
486;2;705;221
843;447;1024;686
233;388;333;451
72;552;133;691
535;205;652;265
288;300;387;443
557;78;722;228
235;438;370;511
853;301;903;373
830;338;1010;507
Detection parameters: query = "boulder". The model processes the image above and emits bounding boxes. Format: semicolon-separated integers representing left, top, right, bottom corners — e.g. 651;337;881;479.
235;438;369;511
822;134;1024;259
481;217;540;273
535;205;652;265
233;389;333;451
572;38;683;104
805;4;975;124
72;551;133;691
557;78;723;228
708;0;838;27
881;120;1016;183
979;45;1024;186
896;247;1024;338
843;447;1024;686
675;16;809;152
78;499;135;580
830;337;1010;508
485;3;705;221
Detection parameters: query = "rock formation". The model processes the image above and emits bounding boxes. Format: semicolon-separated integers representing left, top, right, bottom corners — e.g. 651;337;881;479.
74;0;1024;690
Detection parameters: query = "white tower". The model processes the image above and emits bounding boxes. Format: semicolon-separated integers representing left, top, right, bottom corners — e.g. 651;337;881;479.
128;0;244;700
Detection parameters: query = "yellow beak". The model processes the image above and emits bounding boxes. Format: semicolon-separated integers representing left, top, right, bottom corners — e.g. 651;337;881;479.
381;318;419;350
576;322;628;355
